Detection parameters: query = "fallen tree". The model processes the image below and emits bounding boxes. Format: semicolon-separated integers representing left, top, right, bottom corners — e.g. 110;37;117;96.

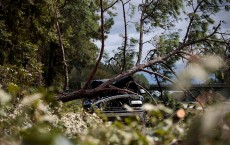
58;0;230;102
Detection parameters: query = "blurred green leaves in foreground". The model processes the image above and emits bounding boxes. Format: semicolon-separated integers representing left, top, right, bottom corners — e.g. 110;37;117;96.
0;87;230;145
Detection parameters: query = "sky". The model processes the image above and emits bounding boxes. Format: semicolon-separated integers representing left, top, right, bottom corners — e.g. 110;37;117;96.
95;0;230;84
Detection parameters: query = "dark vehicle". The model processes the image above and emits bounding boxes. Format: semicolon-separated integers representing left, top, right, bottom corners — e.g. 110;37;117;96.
83;76;146;120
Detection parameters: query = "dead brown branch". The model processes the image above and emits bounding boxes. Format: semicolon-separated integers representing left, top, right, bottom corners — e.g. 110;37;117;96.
82;0;105;90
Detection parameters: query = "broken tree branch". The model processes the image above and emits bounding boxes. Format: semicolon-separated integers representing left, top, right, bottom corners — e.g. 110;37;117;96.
82;0;105;90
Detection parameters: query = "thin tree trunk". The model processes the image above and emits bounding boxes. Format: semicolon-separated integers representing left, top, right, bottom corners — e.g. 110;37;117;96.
47;45;55;87
136;0;147;66
82;0;105;90
54;2;69;91
121;0;127;72
136;19;144;65
154;74;165;103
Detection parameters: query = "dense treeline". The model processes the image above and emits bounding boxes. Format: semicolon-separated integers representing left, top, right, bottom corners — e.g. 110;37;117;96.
0;0;115;90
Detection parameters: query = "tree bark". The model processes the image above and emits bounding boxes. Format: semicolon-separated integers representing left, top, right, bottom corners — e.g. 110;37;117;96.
121;0;127;72
46;43;56;87
136;4;145;66
58;57;163;102
54;2;69;91
82;0;105;90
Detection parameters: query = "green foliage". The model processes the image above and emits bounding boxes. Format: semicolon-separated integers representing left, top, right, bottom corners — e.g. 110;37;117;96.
133;73;150;88
0;0;110;88
106;37;136;73
1;87;230;145
163;92;183;110
138;0;183;31
145;33;181;83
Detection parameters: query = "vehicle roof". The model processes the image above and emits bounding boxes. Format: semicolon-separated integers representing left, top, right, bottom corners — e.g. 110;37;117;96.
91;76;139;93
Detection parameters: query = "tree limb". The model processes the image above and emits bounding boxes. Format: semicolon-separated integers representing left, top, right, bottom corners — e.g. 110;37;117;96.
82;0;105;90
183;0;204;43
58;57;163;102
103;0;119;12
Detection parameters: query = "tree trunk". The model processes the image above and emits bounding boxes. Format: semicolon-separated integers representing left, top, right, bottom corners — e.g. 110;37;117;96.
121;0;127;72
46;43;56;87
54;2;69;91
136;0;147;66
